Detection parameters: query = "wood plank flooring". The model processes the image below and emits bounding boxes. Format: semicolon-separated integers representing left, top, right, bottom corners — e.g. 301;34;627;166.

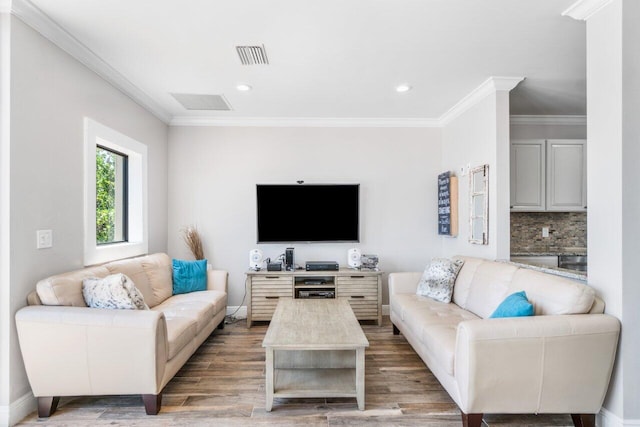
17;316;574;426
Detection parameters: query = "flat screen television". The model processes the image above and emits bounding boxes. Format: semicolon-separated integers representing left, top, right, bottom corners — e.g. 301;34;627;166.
256;184;359;243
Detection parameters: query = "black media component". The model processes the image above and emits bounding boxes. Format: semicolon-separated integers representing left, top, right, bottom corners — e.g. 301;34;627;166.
285;247;295;271
296;289;335;299
306;261;339;271
256;184;359;243
266;263;282;271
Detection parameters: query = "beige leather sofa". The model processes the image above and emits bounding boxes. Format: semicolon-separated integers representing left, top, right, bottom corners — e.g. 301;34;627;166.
15;253;228;417
389;256;620;427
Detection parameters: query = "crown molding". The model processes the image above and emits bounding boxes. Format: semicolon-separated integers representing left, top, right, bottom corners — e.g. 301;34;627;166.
510;115;587;126
562;0;614;20
10;0;172;123
170;116;441;128
438;76;524;126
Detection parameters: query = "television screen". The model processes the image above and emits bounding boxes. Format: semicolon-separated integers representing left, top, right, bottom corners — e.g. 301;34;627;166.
256;184;359;243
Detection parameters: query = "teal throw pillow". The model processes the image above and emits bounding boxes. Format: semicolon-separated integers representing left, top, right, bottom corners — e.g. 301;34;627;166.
490;291;534;318
172;259;208;295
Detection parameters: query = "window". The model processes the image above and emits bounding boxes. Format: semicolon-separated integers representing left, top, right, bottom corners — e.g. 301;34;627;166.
96;146;128;244
84;118;147;265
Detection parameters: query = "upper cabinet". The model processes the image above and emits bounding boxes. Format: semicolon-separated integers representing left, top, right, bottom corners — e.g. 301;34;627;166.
511;140;546;211
511;139;586;212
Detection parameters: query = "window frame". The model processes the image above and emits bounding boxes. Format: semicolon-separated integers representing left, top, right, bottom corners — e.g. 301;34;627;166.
84;118;148;266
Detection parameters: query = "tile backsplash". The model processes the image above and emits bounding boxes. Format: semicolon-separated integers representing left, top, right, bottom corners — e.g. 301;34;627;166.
511;212;587;254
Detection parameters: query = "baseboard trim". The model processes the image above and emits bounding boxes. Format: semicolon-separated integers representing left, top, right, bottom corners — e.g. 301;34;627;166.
1;391;36;426
598;407;640;427
226;305;247;319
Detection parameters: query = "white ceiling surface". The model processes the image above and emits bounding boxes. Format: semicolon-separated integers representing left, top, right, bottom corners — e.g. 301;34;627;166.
27;0;586;122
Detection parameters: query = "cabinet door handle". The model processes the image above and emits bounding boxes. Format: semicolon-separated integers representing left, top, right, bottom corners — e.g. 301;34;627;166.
350;295;365;299
265;276;280;279
350;276;365;279
265;296;279;299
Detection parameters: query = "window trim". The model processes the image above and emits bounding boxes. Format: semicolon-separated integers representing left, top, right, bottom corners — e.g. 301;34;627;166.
84;118;147;266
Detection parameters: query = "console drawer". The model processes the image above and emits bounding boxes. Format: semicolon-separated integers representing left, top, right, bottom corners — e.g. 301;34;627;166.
337;276;379;320
250;277;294;321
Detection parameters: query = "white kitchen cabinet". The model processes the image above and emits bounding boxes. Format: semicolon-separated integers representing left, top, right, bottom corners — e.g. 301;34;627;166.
510;139;586;212
510;140;546;211
546;140;587;211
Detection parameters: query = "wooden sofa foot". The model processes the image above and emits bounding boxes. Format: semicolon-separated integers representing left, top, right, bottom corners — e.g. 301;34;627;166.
142;393;162;415
571;414;595;427
392;324;400;335
37;396;60;418
461;412;483;427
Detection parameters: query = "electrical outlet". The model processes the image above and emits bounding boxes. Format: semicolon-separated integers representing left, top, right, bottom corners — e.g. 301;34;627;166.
37;229;53;249
542;227;549;238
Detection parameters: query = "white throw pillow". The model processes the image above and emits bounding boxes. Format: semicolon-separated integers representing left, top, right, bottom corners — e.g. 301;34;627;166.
416;258;465;303
82;273;148;310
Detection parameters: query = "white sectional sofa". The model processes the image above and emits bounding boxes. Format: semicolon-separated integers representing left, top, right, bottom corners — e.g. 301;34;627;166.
389;256;620;427
15;253;228;417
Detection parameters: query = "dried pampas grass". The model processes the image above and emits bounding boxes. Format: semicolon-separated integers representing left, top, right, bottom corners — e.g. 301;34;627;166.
182;226;205;260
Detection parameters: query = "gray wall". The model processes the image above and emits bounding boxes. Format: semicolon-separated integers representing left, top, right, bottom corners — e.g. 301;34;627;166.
167;126;443;308
6;16;169;412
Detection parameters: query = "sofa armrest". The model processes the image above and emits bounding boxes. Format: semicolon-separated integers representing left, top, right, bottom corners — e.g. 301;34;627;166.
454;314;620;414
207;269;228;293
388;272;422;295
16;306;168;397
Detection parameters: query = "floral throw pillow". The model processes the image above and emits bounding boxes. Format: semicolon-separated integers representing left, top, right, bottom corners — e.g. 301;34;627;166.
416;258;465;303
82;273;148;310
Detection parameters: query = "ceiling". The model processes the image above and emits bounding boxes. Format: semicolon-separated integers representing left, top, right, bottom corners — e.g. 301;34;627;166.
22;0;586;124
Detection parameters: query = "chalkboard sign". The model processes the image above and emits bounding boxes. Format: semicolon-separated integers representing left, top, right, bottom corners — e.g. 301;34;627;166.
438;171;458;236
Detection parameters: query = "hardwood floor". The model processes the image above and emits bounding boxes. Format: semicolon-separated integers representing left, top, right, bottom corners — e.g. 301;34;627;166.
17;316;574;426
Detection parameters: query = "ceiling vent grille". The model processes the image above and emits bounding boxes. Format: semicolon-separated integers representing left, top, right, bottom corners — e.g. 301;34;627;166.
236;45;269;65
170;93;232;111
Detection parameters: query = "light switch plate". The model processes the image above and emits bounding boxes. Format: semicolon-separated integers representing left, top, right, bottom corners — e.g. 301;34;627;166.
542;227;550;238
37;229;53;249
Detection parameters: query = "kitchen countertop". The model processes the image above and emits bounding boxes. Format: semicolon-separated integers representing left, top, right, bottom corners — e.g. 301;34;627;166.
501;260;587;282
511;249;587;257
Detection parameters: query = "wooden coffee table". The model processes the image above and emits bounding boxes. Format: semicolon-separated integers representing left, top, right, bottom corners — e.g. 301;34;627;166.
262;299;369;411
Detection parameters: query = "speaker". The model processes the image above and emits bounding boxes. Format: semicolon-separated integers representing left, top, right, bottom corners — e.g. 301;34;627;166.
347;248;362;268
249;249;263;270
285;247;295;271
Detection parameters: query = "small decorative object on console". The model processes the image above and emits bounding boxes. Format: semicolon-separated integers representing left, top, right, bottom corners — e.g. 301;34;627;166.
360;254;379;270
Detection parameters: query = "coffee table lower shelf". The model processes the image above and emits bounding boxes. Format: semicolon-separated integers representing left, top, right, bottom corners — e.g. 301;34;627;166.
273;368;356;398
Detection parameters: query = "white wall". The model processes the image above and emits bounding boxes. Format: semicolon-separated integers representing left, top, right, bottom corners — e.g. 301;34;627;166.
0;11;11;425
585;0;640;423
441;91;512;260
167;126;442;307
4;16;169;423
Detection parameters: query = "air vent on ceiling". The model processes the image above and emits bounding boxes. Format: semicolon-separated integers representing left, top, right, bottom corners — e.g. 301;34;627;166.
170;93;232;111
236;44;269;65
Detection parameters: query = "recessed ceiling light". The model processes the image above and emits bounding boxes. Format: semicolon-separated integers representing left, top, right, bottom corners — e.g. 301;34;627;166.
236;84;252;91
396;84;412;93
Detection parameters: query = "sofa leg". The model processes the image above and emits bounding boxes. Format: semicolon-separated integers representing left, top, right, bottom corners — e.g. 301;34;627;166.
217;320;225;330
37;396;60;418
142;393;162;415
392;323;400;335
571;414;596;427
461;412;483;427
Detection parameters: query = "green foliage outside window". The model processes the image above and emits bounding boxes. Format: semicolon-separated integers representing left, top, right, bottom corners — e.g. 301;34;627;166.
96;148;116;243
